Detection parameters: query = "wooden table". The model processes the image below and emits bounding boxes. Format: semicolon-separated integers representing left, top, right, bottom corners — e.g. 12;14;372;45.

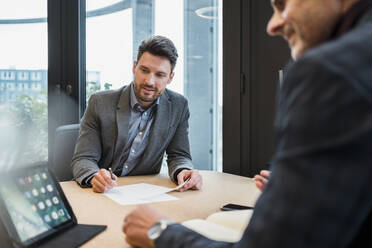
60;171;261;247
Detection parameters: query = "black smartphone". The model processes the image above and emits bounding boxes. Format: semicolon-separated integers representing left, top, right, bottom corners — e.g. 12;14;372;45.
220;203;254;211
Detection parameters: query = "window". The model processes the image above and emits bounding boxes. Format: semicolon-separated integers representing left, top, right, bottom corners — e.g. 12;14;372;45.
31;71;41;81
85;0;222;171
0;0;48;167
18;71;29;80
8;72;15;80
7;83;14;90
0;71;15;80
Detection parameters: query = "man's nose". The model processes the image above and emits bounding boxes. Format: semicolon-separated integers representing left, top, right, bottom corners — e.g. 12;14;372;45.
267;12;285;36
145;73;155;85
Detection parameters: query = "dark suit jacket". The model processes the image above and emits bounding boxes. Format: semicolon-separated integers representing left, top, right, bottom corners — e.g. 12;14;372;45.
156;8;372;248
71;85;193;186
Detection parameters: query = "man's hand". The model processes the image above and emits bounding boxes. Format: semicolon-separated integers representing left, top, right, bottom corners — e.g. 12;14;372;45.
123;205;170;248
253;170;271;191
176;169;203;192
90;168;117;193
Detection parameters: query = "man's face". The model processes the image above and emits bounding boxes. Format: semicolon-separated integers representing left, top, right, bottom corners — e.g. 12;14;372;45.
267;0;346;60
132;52;174;108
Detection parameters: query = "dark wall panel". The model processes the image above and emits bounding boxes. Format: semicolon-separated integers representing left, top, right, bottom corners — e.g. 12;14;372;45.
223;0;242;174
224;0;290;177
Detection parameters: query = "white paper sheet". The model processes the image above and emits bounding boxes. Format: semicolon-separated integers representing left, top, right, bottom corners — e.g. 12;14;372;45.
104;183;181;206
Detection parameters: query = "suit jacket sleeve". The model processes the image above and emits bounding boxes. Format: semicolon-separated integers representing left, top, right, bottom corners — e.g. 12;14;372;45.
166;98;193;183
71;94;102;186
156;55;372;247
156;224;234;248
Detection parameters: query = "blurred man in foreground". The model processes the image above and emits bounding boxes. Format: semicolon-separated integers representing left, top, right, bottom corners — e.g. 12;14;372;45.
123;0;372;247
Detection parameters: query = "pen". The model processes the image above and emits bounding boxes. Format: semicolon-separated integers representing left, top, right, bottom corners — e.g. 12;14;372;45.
108;167;114;180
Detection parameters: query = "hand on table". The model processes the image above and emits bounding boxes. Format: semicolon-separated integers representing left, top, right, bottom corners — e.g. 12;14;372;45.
123;205;170;248
90;168;117;193
253;170;271;191
177;169;203;192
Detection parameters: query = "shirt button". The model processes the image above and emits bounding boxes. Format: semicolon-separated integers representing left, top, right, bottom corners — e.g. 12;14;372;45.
139;132;143;135
131;149;135;153
124;165;128;169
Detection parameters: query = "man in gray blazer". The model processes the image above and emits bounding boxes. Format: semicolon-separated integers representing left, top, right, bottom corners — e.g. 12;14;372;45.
122;0;372;247
71;36;202;193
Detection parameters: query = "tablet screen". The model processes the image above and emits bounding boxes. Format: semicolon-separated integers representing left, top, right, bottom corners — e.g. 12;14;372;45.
0;165;72;245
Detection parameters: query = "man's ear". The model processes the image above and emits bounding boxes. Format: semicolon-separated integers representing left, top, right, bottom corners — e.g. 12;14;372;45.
132;61;137;74
168;72;175;84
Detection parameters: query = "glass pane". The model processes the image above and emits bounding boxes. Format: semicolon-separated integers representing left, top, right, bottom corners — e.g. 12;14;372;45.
0;0;48;169
86;0;222;171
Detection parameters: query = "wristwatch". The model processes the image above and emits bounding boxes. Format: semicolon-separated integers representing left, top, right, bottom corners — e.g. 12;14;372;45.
147;220;175;241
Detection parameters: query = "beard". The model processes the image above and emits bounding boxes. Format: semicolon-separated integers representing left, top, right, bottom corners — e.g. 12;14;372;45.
134;82;163;103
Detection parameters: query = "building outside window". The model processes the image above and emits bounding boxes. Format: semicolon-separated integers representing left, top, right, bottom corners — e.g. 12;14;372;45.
0;0;48;168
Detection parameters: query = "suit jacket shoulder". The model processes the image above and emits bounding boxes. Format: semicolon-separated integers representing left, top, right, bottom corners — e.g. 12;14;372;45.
162;88;189;106
89;86;127;110
297;11;372;104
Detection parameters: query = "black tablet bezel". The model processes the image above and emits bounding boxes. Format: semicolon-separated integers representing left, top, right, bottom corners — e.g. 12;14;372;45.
0;162;77;248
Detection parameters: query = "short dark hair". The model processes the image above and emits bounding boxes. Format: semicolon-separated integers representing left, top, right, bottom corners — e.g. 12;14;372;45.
137;35;178;73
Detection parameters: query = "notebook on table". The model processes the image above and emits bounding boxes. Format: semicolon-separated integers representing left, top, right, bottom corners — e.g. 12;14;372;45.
0;162;106;248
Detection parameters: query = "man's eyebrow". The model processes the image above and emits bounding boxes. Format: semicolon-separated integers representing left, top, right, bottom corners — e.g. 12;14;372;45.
139;65;149;70
139;65;167;75
156;70;167;76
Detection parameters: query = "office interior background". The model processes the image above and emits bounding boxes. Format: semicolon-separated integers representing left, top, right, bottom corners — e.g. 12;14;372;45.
0;0;290;178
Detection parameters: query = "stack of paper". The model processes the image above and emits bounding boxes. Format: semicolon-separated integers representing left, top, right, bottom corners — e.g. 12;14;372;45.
104;182;186;206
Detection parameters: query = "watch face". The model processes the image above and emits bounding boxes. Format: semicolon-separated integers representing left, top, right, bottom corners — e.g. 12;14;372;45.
148;222;163;240
147;220;174;241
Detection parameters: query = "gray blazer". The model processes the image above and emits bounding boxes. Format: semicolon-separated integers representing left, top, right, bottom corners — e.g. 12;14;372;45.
71;85;193;186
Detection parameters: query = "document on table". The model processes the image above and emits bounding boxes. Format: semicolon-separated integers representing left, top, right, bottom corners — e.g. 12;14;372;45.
104;181;188;206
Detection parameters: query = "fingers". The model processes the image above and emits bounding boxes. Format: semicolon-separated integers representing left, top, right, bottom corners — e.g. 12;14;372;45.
123;212;133;234
260;170;271;179
189;171;203;190
100;169;117;186
193;178;203;190
91;169;117;193
254;174;269;191
177;170;203;192
122;205;167;248
177;170;185;186
254;180;264;191
254;175;268;184
125;236;137;248
177;170;189;192
91;176;105;193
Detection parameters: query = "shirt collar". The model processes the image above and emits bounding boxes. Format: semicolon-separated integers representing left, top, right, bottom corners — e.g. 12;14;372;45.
331;0;372;39
130;82;160;111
